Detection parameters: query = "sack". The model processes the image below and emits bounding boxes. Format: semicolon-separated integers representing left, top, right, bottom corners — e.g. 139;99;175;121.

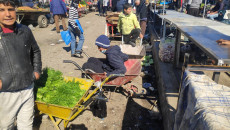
75;19;84;33
61;30;71;45
49;17;54;24
159;38;175;63
49;14;54;24
82;57;105;73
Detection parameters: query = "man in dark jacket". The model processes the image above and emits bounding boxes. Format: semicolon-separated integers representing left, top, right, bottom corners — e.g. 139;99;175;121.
135;0;147;39
0;0;42;129
95;35;128;76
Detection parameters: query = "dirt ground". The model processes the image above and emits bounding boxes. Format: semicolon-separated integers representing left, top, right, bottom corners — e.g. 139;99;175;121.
31;12;162;130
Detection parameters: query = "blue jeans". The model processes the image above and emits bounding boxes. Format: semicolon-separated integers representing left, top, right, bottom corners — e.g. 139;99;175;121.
207;13;219;20
68;25;84;55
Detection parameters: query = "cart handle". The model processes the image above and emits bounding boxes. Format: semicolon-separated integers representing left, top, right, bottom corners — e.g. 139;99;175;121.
63;60;92;79
81;50;90;58
63;60;84;72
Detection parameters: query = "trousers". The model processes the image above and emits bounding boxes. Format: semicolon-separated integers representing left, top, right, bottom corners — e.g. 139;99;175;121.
54;14;67;32
0;84;34;130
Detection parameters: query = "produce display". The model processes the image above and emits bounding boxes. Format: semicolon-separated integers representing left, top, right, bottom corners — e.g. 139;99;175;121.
16;6;47;11
159;38;175;63
35;68;86;108
141;55;154;66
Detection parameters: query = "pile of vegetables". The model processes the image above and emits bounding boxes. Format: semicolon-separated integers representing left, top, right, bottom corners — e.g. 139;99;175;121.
35;68;86;108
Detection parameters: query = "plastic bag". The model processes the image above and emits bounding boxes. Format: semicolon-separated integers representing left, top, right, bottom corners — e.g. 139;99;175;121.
159;38;175;63
75;19;84;33
61;30;71;45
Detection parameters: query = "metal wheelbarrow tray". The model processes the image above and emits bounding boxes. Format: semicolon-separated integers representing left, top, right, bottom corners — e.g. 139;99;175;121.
64;58;142;86
35;77;96;129
87;59;142;86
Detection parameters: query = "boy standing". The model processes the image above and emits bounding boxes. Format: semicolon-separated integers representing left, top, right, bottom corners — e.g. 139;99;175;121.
117;3;141;47
0;0;42;129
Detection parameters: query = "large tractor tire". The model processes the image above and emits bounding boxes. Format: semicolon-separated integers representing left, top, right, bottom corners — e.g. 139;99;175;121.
38;15;48;28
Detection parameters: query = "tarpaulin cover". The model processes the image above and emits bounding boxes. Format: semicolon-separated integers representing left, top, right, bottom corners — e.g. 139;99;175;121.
174;70;230;130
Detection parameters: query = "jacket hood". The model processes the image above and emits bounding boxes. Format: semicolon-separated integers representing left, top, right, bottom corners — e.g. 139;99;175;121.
105;45;121;54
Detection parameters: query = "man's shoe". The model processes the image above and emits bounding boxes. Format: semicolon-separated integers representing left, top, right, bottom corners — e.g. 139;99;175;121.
71;54;83;58
129;41;136;47
75;53;83;58
71;54;76;57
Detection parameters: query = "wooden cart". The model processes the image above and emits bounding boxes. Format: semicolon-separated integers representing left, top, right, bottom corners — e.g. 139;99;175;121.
16;6;50;28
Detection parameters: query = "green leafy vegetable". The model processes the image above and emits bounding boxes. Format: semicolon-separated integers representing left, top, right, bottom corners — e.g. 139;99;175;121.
34;68;86;108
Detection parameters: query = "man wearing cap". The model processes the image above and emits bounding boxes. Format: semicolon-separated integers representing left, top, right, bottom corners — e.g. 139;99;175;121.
95;35;129;76
0;0;42;129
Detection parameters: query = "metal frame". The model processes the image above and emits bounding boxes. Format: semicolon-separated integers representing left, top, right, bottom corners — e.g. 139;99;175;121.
182;53;230;83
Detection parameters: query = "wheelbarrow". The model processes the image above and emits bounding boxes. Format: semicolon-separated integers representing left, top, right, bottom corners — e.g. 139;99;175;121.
63;58;141;86
35;74;124;130
63;56;144;98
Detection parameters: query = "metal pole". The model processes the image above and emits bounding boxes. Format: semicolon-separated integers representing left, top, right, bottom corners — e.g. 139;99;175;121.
105;23;107;36
203;0;207;18
163;20;166;40
163;0;166;15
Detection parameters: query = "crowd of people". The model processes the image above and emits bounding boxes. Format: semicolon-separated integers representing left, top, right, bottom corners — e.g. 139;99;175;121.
184;0;230;21
183;0;230;45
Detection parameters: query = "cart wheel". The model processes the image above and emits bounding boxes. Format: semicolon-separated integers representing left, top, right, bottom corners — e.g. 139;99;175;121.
90;99;107;118
38;15;48;28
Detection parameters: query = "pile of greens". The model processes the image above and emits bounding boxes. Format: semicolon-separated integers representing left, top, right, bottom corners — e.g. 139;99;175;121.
35;68;86;108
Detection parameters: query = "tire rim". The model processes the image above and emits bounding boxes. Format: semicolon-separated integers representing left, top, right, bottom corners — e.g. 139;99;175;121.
42;18;47;26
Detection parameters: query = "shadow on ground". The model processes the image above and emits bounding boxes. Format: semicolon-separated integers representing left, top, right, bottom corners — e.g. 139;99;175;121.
67;124;88;130
63;47;71;52
122;97;163;130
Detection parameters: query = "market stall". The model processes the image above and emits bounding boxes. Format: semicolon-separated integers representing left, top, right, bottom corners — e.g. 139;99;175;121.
150;9;230;129
105;12;121;38
175;69;230;129
155;10;230;82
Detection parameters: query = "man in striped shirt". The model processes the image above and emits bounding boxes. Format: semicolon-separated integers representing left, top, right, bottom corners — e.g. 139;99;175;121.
68;0;85;58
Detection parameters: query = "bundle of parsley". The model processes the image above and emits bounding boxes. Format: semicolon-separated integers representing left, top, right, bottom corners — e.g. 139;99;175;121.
35;68;86;108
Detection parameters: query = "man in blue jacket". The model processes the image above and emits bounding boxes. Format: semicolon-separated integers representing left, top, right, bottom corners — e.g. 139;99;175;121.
95;35;129;76
50;0;68;33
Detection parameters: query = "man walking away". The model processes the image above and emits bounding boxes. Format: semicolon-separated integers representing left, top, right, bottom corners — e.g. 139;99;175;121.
68;0;85;58
50;0;68;33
